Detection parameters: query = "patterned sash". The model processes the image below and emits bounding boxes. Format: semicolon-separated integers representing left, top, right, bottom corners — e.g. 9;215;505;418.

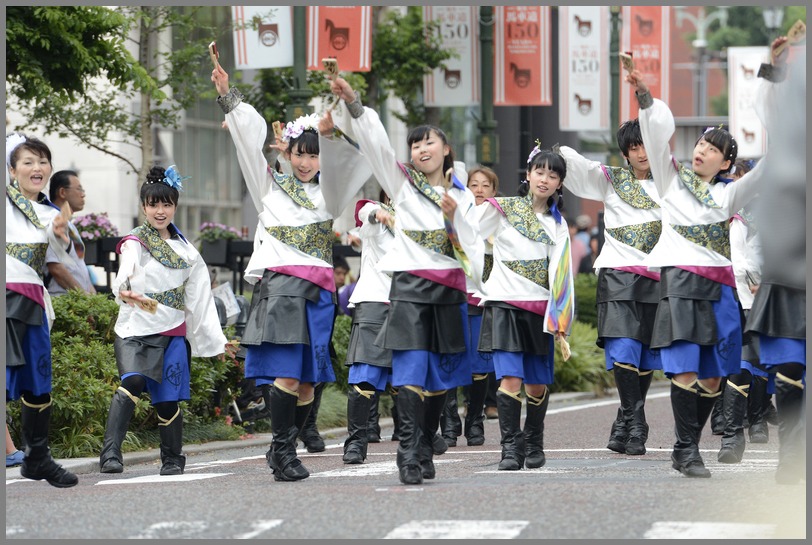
402;228;454;258
129;223;191;270
6;181;45;228
397;163;444;208
266;219;334;264
6;242;48;278
674;161;722;209
503;258;550;289
145;281;188;311
605;166;658;210
270;170;317;210
605;220;662;254
493;196;554;245
672;220;731;259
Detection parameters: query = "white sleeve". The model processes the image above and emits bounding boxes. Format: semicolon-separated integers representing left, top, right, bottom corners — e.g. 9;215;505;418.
318;132;373;218
477;201;502;240
348;107;408;202
638;97;678;198
184;253;228;357
224;102;273;213
559;146;611;201
112;240;141;303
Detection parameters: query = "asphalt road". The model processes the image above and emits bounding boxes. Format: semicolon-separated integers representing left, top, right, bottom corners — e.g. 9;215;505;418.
5;384;806;540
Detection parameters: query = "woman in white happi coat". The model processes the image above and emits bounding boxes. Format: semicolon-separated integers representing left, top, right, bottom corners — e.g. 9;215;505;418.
627;67;762;479
329;75;483;486
101;166;229;476
560;120;663;457
6;134;77;487
212;66;370;481
475;145;575;471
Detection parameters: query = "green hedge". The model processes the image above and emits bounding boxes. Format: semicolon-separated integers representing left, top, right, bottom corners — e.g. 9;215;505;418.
574;272;598;328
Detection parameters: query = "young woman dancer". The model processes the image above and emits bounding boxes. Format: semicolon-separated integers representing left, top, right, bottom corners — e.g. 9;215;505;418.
627;69;762;478
329;76;482;485
340;192;396;464
212;66;369;481
560;120;663;456
476;145;575;470
101;166;230;476
6;134;77;487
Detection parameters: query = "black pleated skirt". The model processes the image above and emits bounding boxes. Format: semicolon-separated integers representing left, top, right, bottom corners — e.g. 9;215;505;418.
745;282;806;340
478;301;551;356
346;302;393;368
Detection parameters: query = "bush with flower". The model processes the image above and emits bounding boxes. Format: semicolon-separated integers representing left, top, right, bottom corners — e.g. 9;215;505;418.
198;221;242;243
72;212;120;241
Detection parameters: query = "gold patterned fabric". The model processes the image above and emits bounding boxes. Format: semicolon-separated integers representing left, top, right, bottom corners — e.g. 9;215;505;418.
503;258;550;289
130;223;191;270
398;163;443;208
402;229;454;258
145;282;187;311
483;254;494;282
675;162;721;209
6;242;48;279
266;219;334;264
6;181;45;228
493;196;554;244
272;170;317;210
605;221;662;254
605;166;659;210
672;220;731;259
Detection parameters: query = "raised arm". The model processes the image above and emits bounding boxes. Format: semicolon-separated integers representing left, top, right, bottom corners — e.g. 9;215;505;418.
318;109;373;217
558;146;612;201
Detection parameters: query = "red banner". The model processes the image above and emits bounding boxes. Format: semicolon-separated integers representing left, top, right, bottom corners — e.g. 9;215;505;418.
494;6;552;106
307;6;372;72
620;6;671;121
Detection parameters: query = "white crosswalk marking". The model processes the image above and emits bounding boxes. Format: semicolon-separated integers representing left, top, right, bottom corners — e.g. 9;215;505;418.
644;521;776;539
130;521;209;539
384;520;529;539
233;520;284;539
311;458;464;478
95;472;231;485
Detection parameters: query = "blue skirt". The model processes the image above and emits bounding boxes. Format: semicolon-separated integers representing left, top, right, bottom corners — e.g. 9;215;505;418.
246;288;336;384
759;336;806;368
603;337;662;372
121;336;190;404
6;309;51;400
493;343;555;385
348;363;392;391
467;314;494;374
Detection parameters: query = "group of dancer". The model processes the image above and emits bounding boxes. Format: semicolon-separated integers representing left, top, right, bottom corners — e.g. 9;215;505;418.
5;36;803;489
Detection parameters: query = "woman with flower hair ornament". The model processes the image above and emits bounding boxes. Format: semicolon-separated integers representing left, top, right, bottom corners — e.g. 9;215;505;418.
474;144;575;471
329;76;484;486
100;165;233;476
212;65;371;481
6;133;77;487
626;64;765;478
558;121;663;457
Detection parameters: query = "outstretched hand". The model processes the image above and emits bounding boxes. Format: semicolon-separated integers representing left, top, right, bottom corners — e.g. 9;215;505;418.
624;69;649;95
319;110;335;136
770;36;790;66
211;64;230;96
330;77;356;103
441;193;458;221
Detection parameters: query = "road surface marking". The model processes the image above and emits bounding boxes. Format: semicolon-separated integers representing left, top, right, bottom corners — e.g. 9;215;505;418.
130;521;209;539
233;520;284;539
384;520;529;539
96;472;231;485
643;521;775;539
312;458;464;478
547;391;670;415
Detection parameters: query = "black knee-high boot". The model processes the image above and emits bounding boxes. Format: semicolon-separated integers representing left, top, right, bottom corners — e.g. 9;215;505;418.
268;384;309;481
524;389;549;468
710;378;727;435
19;396;78;487
774;369;806;485
440;387;461;447
421;390;448;479
614;364;648;455
670;381;711;478
496;389;525;471
344;385;374;464
639;370;653;442
396;386;425;485
158;407;185;476
747;376;770;443
100;387;138;473
718;372;751;463
367;391;382;443
464;375;488;446
298;382;325;453
389;386;401;441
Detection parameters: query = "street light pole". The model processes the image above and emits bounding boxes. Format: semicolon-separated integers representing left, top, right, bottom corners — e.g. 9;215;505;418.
477;6;498;167
609;6;621;167
288;6;313;121
675;6;728;118
762;7;785;43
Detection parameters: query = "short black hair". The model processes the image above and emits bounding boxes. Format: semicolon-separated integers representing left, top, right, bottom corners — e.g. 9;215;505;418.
9;135;52;170
696;127;738;174
49;170;79;202
287;129;319;156
333;254;350;271
140;166;179;207
407;125;455;176
617;119;643;158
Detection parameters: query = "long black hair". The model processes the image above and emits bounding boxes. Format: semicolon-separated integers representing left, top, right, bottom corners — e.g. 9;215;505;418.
287;129;319;156
140;166;179;207
407;125;455;176
519;149;567;213
696;126;738;174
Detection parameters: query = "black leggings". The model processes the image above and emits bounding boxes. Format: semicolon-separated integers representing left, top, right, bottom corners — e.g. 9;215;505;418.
120;375;178;420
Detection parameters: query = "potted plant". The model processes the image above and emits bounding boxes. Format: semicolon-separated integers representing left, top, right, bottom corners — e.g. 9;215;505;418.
72;212;120;266
199;221;241;266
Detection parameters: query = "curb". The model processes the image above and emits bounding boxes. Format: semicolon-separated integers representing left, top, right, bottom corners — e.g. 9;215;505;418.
5;387;627;480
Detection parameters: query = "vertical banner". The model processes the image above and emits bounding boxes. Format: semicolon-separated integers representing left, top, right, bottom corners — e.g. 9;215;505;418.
620;6;671;122
558;6;610;131
727;46;769;158
423;6;480;107
307;6;372;72
494;6;552;106
232;6;294;69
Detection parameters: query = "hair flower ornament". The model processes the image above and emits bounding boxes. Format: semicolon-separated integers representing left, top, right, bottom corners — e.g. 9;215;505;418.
526;138;543;165
163;165;189;191
282;113;322;143
6;133;27;167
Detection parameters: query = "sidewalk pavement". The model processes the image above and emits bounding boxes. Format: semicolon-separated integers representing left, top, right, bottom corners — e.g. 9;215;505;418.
5;388;617;480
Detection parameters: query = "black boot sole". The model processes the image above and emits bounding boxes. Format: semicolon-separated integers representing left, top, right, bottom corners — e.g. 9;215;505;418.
100;459;124;474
